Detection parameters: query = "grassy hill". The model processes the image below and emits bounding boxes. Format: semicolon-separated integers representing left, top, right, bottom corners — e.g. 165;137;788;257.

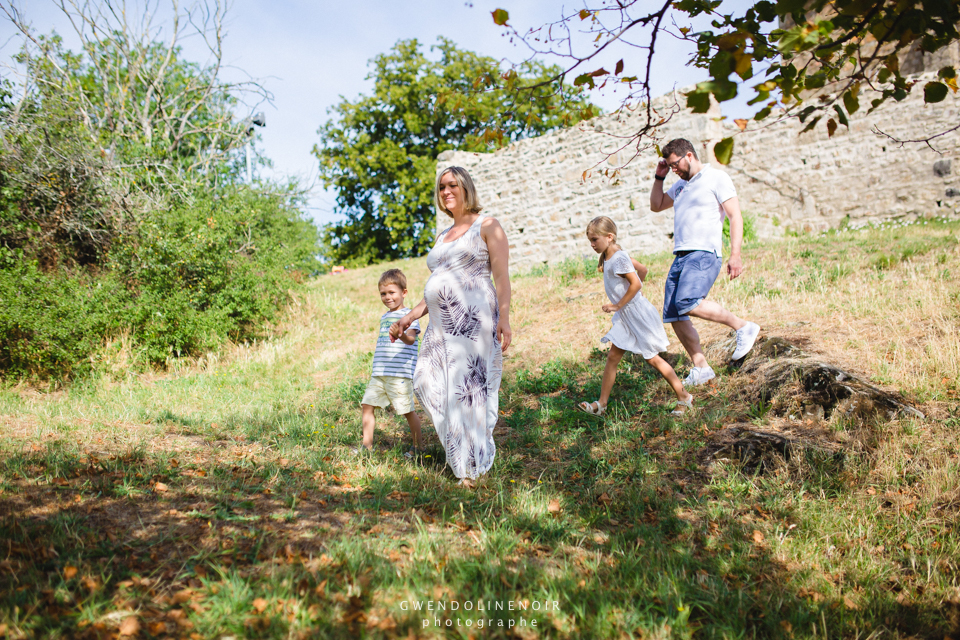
0;219;958;638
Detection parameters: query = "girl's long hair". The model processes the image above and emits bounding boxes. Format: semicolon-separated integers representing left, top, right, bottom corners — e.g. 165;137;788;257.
586;216;621;272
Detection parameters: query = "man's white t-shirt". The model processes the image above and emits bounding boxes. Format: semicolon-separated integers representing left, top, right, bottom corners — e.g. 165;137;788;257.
666;164;737;257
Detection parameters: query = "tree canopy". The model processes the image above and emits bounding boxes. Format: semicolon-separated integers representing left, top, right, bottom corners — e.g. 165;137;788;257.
490;0;959;162
0;1;318;379
314;37;598;265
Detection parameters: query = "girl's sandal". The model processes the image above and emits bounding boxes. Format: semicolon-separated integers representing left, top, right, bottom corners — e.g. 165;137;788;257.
578;400;606;416
671;398;693;416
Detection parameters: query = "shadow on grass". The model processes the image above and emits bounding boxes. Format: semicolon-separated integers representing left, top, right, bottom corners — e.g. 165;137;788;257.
0;354;954;638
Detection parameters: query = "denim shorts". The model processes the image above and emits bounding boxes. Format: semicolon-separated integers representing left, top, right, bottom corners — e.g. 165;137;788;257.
662;250;722;323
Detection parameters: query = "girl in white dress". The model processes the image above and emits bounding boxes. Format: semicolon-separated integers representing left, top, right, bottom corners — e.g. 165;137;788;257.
578;216;693;417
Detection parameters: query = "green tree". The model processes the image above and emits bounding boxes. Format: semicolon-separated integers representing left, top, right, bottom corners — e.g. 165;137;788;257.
314;38;597;265
0;1;319;380
490;1;959;160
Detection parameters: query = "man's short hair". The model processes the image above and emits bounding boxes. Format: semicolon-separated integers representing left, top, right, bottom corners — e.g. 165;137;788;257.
378;268;407;290
662;139;698;161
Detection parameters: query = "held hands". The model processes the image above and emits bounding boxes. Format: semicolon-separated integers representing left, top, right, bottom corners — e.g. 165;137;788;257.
388;315;414;342
727;254;744;280
601;303;619;314
497;317;512;352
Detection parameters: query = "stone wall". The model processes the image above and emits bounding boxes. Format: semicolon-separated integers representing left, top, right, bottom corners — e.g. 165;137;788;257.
437;70;960;272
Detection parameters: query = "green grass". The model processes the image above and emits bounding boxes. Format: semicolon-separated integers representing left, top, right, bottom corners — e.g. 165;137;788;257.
0;219;959;638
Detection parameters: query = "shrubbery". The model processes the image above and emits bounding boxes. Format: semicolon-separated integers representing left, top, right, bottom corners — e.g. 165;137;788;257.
0;187;318;380
0;12;320;382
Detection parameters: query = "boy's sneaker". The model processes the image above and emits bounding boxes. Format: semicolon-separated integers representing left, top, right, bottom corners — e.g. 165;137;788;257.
683;366;716;387
731;322;761;361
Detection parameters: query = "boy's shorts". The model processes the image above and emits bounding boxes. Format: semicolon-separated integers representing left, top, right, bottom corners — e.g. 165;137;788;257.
662;250;722;323
361;376;416;414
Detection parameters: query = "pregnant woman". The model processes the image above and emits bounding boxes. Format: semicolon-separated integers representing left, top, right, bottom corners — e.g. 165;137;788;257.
390;166;512;486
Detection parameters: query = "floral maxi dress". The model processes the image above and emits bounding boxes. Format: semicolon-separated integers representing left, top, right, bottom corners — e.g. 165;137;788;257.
414;216;502;479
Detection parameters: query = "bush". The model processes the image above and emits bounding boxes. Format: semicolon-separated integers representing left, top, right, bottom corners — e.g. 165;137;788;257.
0;18;320;381
0;254;129;378
723;210;757;247
0;186;319;380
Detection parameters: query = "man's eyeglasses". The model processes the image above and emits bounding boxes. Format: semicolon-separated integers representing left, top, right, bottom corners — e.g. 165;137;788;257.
665;156;685;170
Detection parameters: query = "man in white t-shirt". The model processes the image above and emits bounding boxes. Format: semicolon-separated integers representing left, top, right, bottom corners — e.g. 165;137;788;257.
649;138;761;386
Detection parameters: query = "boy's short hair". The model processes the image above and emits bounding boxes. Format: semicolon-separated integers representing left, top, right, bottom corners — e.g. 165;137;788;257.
378;268;407;290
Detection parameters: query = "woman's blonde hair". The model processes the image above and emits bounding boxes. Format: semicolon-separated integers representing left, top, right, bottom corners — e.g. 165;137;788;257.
586;216;620;271
434;166;483;218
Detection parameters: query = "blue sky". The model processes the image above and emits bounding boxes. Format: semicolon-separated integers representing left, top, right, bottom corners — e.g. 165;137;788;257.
1;0;758;226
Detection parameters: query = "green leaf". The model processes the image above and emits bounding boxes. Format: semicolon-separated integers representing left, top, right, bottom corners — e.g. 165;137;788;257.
685;89;712;113
939;66;957;80
713;136;735;165
805;73;826;90
753;106;772;121
833;104;848;127
574;74;596;88
797;106;816;123
924;81;949;104
491;8;509;25
842;88;860;114
800;116;821;134
877;68;891;84
753;1;776;21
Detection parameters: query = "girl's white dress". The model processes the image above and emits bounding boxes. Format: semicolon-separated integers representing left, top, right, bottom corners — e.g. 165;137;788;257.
600;250;669;359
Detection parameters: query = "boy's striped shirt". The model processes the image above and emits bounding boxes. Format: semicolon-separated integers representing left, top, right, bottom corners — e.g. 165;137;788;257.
371;308;420;379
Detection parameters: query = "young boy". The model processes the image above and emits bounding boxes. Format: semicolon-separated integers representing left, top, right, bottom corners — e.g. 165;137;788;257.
357;269;422;456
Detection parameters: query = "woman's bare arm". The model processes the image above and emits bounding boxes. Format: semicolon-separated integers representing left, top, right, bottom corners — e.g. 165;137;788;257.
481;217;512;352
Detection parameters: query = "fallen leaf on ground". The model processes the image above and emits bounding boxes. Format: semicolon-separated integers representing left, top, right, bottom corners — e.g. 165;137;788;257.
252;597;269;613
548;499;561;513
752;530;765;544
173;589;193;604
119;616;139;636
64;566;78;579
154;482;169;492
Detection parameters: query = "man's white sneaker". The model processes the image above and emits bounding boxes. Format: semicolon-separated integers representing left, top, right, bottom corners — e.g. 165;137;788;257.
731;322;761;361
683;366;716;387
